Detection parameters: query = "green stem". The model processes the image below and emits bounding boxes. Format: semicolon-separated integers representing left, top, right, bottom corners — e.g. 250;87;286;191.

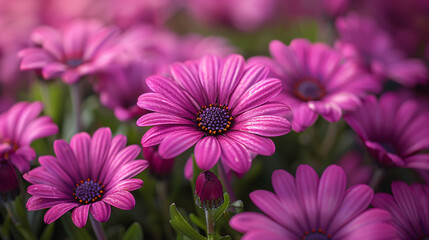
90;215;106;240
69;83;81;133
39;81;52;115
155;180;174;240
205;209;215;239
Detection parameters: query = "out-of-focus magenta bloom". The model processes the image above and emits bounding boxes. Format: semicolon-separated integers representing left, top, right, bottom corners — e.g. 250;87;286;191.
195;170;224;209
250;39;380;132
19;19;119;84
142;146;174;179
282;0;349;19
184;0;277;31
372;182;429;240
336;14;428;87
230;165;399;239
137;54;292;174
337;151;372;187
344;93;429;169
176;34;237;61
95;26;235;121
107;0;177;29
24;128;149;228
0;161;19;202
0;102;58;173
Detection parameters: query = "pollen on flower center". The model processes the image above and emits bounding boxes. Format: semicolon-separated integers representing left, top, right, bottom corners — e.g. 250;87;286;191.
196;103;233;135
73;179;104;204
294;78;326;101
301;228;332;240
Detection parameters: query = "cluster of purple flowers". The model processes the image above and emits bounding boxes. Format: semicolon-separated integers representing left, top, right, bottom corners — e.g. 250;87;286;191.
0;0;428;239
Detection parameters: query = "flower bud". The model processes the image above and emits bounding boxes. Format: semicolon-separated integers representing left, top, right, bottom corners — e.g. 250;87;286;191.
143;146;174;179
0;161;19;202
195;170;224;210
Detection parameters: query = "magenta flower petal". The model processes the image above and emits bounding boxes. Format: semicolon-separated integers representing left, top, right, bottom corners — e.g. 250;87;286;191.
218;135;251;174
232;78;282;115
25;128;147;228
20;20;119;84
44;202;79;224
195;136;221;170
103;191;135;210
218;55;245;105
228;64;269;108
27;184;66;199
233;116;291;137
72;205;90;228
317;165;346;230
199;55;220;103
137;113;193;127
226;131;275;156
138;54;291;174
251;39;378;131
0;102;58;174
159;129;204;159
230;165;399;239
344;92;429;170
170;62;206;106
42;62;67;79
90;201;111;223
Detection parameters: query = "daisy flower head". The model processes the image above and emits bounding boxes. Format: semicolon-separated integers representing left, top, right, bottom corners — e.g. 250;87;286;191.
24;127;148;228
344;92;429;169
230;165;399;240
137;54;292;174
372;182;429;240
19;19;119;84
336;13;428;87
250;39;381;132
0;101;58;173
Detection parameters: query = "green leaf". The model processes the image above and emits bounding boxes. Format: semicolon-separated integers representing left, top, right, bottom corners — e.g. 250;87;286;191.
40;223;55;240
213;193;230;222
189;213;206;231
122;222;143;240
216;236;231;240
169;204;206;240
61;214;92;240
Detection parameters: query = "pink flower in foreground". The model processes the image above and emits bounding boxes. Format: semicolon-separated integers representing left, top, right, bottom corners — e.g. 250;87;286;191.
344;92;429;169
336;13;428;87
372;182;429;240
0;101;58;173
250;39;380;132
230;165;399;239
24;128;148;228
19;19;119;84
137;54;292;174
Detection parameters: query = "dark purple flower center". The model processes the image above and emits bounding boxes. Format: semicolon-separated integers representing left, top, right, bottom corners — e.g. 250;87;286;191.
379;142;398;155
0;139;18;161
73;179;104;204
294;78;326;101
196;103;233;135
302;229;332;240
66;59;83;68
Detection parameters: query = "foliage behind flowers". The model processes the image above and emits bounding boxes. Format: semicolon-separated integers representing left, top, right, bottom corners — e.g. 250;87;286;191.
1;0;429;239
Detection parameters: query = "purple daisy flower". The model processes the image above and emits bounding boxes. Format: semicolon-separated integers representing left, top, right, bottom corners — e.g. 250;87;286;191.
137;54;292;174
0;101;58;173
19;19;119;84
344;92;429;169
24;127;149;228
336;13;428;87
229;165;399;239
250;39;380;132
372;182;429;239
